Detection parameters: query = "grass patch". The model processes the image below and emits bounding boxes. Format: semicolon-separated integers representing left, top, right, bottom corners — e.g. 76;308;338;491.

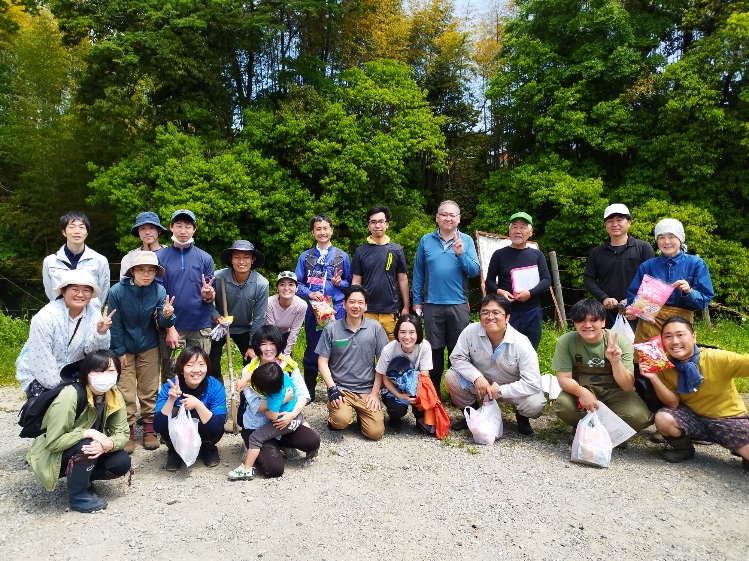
441;435;466;448
466;445;480;455
0;312;30;386
535;418;570;445
694;318;749;393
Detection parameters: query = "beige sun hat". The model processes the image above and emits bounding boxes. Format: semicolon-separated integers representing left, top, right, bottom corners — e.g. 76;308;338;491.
53;269;102;298
125;251;165;278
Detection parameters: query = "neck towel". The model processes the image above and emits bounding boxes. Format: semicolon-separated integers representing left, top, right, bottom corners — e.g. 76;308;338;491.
671;344;703;394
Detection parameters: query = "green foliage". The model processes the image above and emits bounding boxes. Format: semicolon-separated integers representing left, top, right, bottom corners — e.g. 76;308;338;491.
89;124;314;272
0;311;28;385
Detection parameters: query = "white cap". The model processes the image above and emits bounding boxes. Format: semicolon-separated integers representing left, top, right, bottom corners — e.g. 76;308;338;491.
53;269;102;298
603;203;631;219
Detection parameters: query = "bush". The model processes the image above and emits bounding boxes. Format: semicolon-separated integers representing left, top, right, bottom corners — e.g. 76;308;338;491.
0;312;29;386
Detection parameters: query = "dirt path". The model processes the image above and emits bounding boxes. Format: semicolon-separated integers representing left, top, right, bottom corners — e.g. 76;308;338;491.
0;386;747;560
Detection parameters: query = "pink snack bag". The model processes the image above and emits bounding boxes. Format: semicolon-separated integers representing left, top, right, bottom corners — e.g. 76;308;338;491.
627;274;674;323
633;335;674;374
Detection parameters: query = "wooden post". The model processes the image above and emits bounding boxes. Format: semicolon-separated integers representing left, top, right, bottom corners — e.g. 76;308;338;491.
548;251;566;326
701;306;712;329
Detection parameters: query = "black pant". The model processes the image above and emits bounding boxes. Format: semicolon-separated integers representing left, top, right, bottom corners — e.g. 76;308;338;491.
383;395;423;421
209;331;252;380
240;425;320;478
430;346;455;396
160;420;223;453
58;439;131;479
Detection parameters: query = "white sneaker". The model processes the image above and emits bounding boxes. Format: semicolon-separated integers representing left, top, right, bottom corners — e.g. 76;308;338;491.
227;464;255;481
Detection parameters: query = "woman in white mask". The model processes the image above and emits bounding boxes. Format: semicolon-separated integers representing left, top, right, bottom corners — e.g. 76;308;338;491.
26;350;131;513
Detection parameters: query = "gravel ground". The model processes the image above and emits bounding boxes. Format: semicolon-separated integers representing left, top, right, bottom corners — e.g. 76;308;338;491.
0;385;748;561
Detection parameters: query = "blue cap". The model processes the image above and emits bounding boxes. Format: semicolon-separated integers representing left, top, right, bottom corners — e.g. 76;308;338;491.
170;209;196;225
130;211;167;236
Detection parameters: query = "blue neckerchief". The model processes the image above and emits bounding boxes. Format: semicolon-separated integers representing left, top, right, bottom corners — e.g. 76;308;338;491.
671;345;703;394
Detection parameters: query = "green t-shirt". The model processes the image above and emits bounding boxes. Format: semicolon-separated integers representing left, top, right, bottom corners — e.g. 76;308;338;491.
551;330;634;373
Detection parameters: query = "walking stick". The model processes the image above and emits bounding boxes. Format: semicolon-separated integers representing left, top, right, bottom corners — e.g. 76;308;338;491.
221;277;239;434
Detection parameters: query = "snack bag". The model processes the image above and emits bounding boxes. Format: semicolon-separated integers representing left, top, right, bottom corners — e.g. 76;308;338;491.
311;295;336;329
633;335;674;374
627;274;674;323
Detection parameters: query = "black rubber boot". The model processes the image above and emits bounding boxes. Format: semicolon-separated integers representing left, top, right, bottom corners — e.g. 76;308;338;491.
66;455;107;513
201;442;220;467
303;369;318;402
663;434;696;463
515;412;534;436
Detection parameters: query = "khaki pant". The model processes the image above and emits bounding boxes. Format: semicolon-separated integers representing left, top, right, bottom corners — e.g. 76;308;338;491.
159;327;212;382
364;312;398;341
327;390;385;441
117;346;160;425
445;368;546;418
553;382;654;432
634;305;694;343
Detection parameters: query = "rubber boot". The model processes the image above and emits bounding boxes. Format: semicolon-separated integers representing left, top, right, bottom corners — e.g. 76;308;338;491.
66;454;108;513
663;434;696;463
304;369;318;402
515;412;534;436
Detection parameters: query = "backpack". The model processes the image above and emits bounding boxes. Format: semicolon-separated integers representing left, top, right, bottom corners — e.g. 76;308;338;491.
18;360;88;439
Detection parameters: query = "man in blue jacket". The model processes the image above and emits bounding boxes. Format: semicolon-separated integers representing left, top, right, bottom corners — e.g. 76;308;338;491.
413;200;480;396
295;213;351;400
156;209;216;381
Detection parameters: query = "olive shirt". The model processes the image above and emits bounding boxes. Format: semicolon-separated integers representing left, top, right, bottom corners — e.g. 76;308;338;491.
27;386;129;491
551;330;634;374
656;348;749;418
315;317;389;394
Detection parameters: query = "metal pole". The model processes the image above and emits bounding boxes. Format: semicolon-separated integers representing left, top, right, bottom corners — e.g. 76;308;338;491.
548;251;567;326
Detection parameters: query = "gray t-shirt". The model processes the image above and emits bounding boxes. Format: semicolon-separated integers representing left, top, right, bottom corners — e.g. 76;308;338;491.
375;340;433;375
315;317;389;393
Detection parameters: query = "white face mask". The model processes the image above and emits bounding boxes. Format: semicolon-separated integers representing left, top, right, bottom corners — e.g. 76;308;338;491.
171;234;194;245
89;373;118;394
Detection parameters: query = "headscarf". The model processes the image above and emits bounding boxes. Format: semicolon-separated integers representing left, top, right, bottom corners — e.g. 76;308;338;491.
655;219;687;253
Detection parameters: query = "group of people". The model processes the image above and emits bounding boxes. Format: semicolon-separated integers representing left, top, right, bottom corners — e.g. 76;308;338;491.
15;201;749;513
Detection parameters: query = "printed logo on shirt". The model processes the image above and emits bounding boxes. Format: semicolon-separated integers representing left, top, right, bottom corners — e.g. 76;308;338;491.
334;339;349;347
588;358;605;368
308;277;325;286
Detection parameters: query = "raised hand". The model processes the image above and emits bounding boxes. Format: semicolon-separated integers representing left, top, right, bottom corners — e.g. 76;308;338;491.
605;331;623;363
453;231;464;256
167;376;182;401
331;268;342;287
163;295;175;318
201;275;216;301
97;305;116;334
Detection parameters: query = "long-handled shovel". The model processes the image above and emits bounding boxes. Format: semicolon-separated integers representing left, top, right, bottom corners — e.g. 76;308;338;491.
221;277;239;435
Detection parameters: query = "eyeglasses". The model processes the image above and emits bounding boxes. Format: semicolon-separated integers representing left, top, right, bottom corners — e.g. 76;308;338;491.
368;220;387;226
479;310;505;318
67;287;93;296
438;213;460;219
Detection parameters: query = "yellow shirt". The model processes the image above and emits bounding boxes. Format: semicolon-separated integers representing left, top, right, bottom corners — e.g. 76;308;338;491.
657;348;749;418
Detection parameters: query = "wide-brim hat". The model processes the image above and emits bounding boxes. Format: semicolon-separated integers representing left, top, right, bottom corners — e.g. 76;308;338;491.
130;211;167;236
53;269;101;298
219;240;265;268
125;251;166;278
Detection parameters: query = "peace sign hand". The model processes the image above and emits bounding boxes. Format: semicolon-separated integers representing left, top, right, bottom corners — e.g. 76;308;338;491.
163;295;175;318
453;231;464;256
201;275;216;301
605;331;622;364
167;376;182;401
97;305;116;334
331;269;342;287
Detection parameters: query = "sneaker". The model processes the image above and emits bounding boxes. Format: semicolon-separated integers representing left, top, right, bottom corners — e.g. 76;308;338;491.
515;413;534;436
165;450;181;471
124;437;136;455
228;465;255;481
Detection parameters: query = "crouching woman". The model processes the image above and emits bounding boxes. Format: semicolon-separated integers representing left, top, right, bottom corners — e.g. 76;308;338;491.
27;350;131;513
154;346;226;471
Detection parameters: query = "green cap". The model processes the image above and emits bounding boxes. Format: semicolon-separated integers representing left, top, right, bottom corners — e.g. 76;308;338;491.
509;212;533;226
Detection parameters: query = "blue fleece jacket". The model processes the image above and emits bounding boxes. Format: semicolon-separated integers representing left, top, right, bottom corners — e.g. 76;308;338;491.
107;278;175;356
156;244;215;332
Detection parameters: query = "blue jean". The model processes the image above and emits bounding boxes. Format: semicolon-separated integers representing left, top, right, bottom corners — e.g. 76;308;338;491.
509;307;542;350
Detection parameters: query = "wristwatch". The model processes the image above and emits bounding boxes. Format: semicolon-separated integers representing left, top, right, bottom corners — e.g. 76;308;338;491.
496;387;503;400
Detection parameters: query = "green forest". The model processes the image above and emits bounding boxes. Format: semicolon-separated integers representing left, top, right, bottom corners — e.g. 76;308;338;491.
1;0;748;313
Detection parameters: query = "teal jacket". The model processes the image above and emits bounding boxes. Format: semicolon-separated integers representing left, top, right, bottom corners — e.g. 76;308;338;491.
27;386;129;491
107;278;175;356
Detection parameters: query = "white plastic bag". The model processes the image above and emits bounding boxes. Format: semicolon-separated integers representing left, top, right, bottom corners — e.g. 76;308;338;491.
464;397;503;445
571;411;612;468
168;404;201;467
610;314;635;345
